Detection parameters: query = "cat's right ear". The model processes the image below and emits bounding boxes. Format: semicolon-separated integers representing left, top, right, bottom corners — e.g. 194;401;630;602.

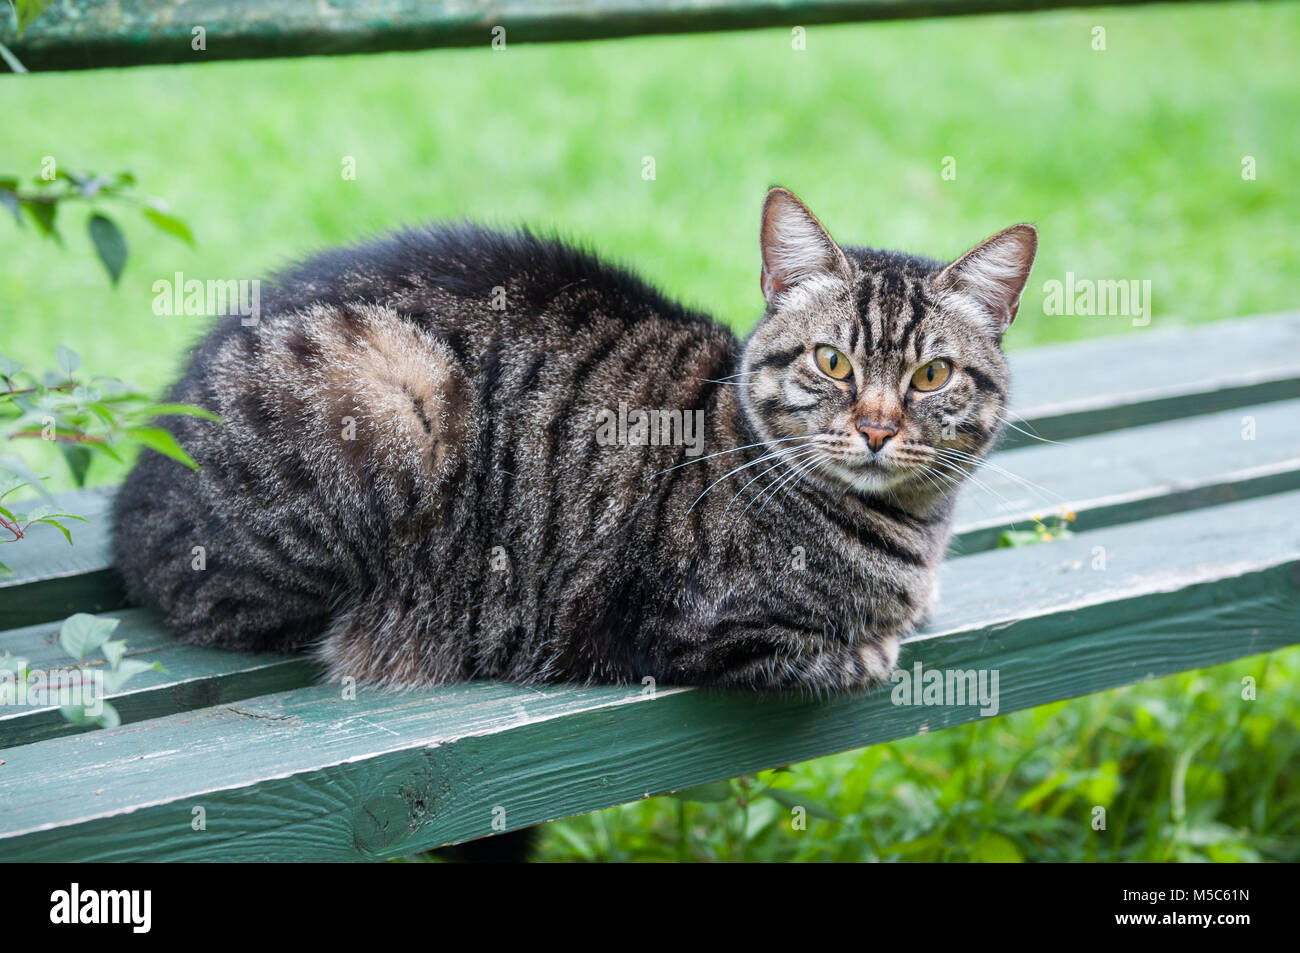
760;187;850;303
933;223;1038;336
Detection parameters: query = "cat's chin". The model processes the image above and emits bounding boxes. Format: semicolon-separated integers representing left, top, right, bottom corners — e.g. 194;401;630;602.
822;459;909;496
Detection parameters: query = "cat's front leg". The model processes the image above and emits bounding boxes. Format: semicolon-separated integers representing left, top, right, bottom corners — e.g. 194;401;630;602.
776;635;901;694
663;619;900;693
910;573;942;629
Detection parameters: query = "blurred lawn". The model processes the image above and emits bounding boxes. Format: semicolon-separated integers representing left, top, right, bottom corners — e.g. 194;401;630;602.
3;1;1298;861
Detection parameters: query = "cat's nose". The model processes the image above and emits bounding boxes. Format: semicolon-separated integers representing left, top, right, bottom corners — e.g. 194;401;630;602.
857;420;898;452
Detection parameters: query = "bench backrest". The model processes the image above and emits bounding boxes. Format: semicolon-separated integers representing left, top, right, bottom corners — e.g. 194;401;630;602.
3;0;1242;71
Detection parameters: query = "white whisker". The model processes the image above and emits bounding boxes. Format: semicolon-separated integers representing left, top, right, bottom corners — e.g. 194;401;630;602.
686;442;821;514
652;433;819;477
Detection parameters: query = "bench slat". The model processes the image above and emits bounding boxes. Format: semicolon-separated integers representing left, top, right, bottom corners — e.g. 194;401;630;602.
2;0;1238;73
2;488;1295;860
1000;311;1300;448
0;609;316;749
951;397;1300;552
0;489;123;631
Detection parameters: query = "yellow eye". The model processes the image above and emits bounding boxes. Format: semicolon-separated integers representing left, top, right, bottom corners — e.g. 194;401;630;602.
815;346;852;380
911;359;952;392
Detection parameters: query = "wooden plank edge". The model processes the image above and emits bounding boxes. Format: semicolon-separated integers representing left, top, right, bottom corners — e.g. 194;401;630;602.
952;458;1300;554
0;656;321;750
998;376;1300;449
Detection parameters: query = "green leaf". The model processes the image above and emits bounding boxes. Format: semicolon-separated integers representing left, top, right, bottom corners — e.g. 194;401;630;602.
12;0;54;37
103;658;165;694
998;529;1042;548
87;402;117;426
59;612;121;660
762;787;840;822
879;835;945;858
87;213;128;286
81;439;123;464
0;455;51;499
126;425;199;469
54;343;81;376
60;704;99;726
94;701;122;729
0;352;24;378
66;699;124;731
1015;771;1068;811
971;833;1024;863
101;639;128;669
21;198;58;241
59;443;92;487
33;517;76;545
142;206;195;246
548;824;597;861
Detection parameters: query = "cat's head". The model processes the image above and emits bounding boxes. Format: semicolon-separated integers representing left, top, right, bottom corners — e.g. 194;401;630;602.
739;187;1036;498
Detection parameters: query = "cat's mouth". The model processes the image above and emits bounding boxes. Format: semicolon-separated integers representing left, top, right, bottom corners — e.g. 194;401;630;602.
818;449;909;494
843;444;898;472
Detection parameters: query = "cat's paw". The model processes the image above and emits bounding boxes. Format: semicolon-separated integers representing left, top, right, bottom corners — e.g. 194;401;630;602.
853;635;900;688
913;575;941;628
786;636;900;694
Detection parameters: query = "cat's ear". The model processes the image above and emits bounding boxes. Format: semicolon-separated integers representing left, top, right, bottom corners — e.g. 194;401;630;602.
933;224;1038;335
760;187;850;302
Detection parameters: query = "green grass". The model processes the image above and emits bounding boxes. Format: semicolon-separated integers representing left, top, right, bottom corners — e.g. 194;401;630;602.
3;1;1298;862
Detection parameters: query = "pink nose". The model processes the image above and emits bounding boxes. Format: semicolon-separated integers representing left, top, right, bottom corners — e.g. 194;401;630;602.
858;421;897;452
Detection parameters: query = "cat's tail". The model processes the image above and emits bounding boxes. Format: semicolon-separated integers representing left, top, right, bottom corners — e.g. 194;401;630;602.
112;302;473;652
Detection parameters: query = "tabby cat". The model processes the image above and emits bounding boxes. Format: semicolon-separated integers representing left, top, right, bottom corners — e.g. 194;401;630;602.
114;188;1036;693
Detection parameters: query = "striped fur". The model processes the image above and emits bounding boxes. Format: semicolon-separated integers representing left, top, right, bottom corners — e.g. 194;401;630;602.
113;189;1035;693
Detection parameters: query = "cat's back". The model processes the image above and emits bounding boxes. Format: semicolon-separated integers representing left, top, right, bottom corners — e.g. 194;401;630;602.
114;222;738;665
256;223;722;342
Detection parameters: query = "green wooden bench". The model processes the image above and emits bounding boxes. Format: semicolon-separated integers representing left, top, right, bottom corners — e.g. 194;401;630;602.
2;311;1297;860
1;0;1238;71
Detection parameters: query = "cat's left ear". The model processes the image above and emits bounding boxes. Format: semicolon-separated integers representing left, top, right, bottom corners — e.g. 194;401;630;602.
933;224;1038;336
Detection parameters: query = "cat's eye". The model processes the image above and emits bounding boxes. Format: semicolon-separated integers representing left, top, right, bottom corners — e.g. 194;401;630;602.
910;359;952;392
814;345;852;380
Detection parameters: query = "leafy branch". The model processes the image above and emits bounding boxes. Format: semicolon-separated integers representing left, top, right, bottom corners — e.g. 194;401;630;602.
998;510;1077;548
1;613;166;730
1;344;218;481
0;474;85;573
0;168;194;284
0;345;219;573
1;0;55;72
